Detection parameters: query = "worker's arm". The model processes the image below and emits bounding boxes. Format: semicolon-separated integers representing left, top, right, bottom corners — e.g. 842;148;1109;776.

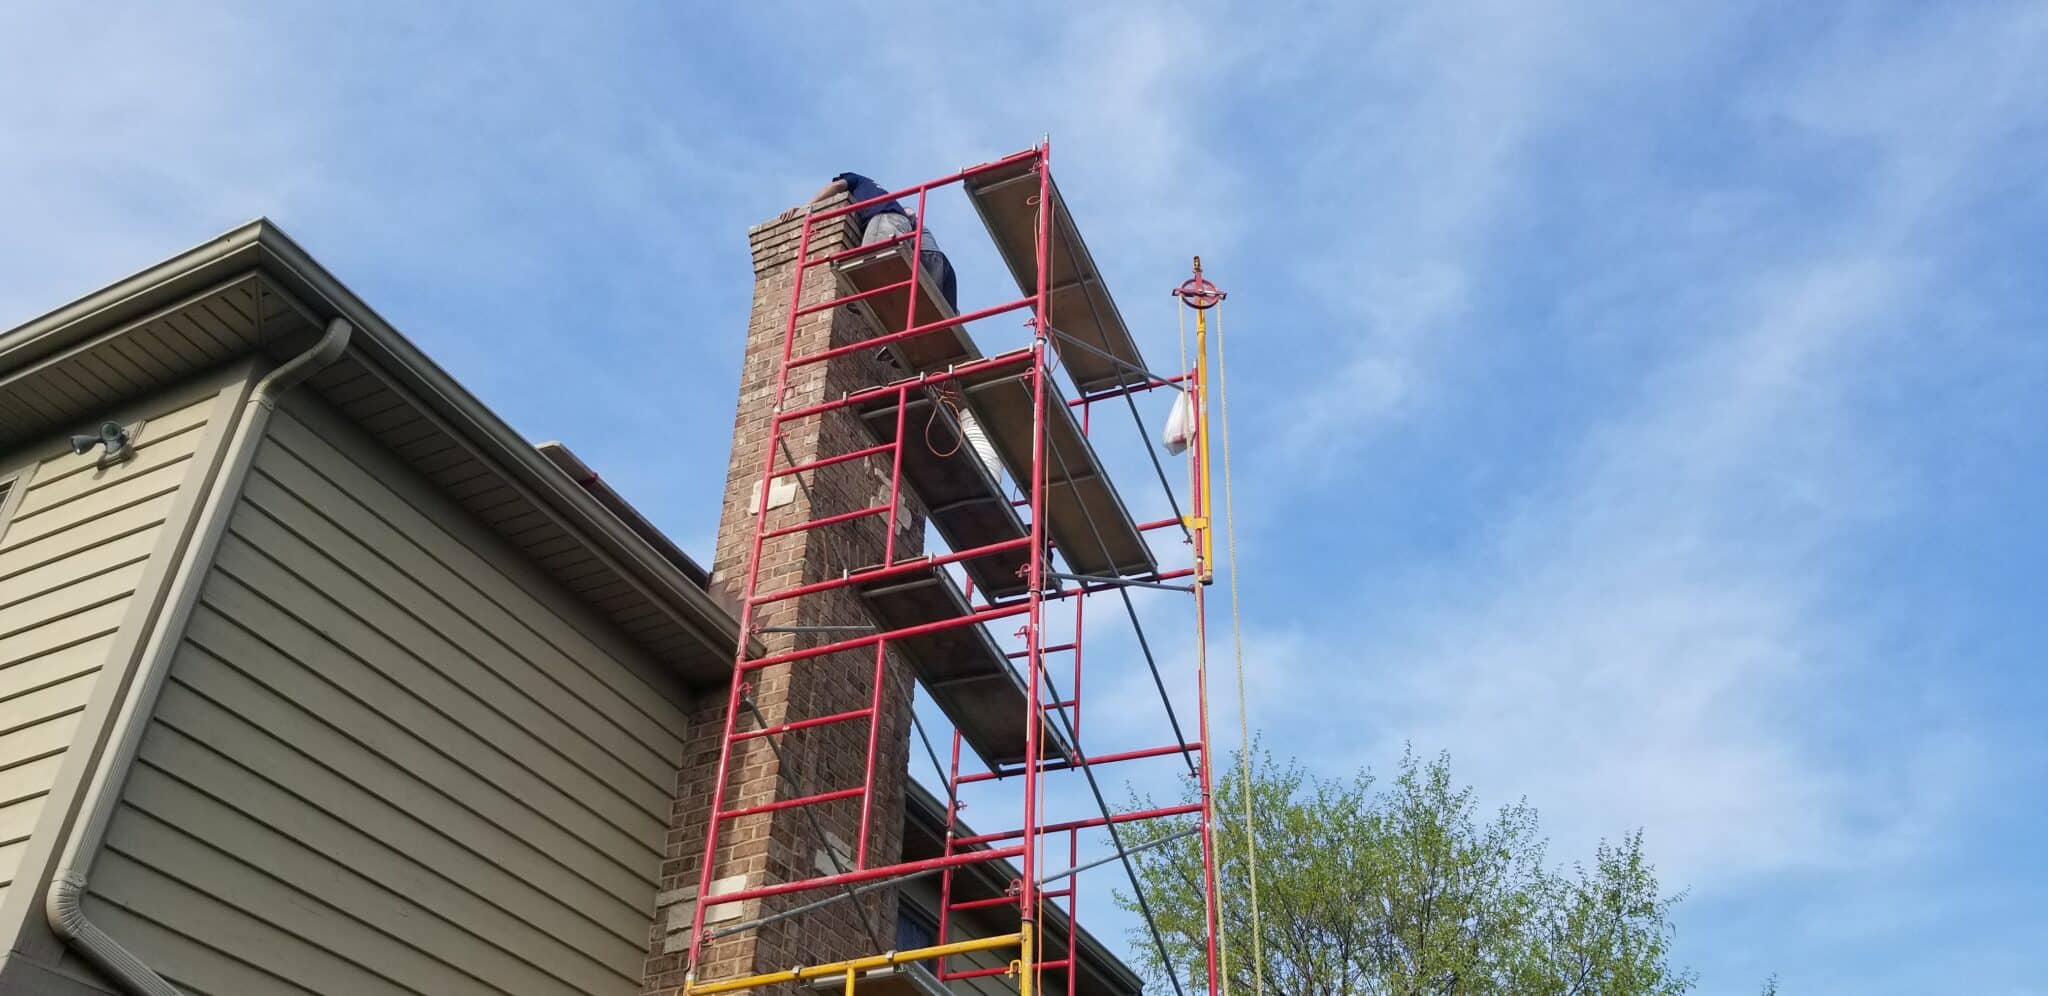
777;177;850;223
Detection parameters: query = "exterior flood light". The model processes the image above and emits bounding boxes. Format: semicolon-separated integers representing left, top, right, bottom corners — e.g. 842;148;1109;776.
70;421;133;464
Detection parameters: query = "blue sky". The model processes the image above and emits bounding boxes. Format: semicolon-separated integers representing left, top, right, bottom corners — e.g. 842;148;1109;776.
5;2;2046;992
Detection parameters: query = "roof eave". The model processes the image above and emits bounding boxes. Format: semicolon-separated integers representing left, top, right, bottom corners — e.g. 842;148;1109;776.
241;221;751;680
0;218;752;683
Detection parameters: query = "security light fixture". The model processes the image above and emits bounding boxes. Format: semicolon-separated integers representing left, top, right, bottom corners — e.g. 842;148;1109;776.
70;421;133;464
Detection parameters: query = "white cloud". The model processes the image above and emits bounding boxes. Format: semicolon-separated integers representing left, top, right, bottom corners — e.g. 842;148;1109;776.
1258;2;2048;899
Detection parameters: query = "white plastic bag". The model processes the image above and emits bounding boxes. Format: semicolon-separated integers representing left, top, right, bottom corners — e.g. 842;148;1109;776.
1162;391;1195;455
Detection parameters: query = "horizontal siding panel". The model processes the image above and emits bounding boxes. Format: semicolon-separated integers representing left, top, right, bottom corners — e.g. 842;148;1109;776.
0;527;158;611
196;545;665;852
238;463;678;793
81;384;686;996
0;633;112;704
10;428;199;524
135;722;646;969
164;634;655;908
86;853;369;996
0;376;216;947
101;807;521;995
263;411;689;745
14;391;214;507
0;702;86;768
0;754;67;809
117;765;614;995
0;837;29;889
147;681;649;943
0;561;148;642
0;597;130;670
0;491;176;577
0;458;190;551
0;793;45;848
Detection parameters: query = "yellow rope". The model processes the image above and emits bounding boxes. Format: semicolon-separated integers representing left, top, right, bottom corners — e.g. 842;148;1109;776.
1214;301;1266;996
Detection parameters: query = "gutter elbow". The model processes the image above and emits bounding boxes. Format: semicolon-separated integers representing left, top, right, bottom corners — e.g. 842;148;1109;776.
45;870;180;995
254;316;352;410
45;870;86;940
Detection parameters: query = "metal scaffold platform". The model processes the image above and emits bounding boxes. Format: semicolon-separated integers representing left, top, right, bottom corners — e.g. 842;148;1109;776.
681;141;1226;996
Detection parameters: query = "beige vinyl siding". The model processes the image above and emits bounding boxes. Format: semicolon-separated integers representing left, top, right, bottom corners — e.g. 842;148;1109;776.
0;389;221;911
82;391;691;996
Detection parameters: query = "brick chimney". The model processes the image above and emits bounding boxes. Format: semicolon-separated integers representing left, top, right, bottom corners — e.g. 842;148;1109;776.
644;202;925;993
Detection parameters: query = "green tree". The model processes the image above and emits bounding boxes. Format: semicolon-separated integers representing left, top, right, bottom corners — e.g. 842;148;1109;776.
1114;747;1697;996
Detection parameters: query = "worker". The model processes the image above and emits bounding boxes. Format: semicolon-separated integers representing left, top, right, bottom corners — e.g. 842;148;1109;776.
811;172;959;311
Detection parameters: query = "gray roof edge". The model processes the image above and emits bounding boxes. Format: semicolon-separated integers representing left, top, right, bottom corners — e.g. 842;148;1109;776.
0;219;748;682
902;780;1145;994
242;221;749;678
0;218;272;371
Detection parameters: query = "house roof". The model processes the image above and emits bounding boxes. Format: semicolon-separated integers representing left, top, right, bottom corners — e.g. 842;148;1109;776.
0;219;743;686
903;780;1146;996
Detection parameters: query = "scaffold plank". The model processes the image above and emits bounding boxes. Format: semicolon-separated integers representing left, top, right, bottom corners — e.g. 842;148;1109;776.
856;394;1031;599
834;243;973;373
953;351;1157;579
856;565;1070;768
963;157;1148;395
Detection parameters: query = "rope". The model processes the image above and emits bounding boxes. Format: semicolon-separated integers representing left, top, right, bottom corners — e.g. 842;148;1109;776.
1214;301;1266;996
924;386;965;458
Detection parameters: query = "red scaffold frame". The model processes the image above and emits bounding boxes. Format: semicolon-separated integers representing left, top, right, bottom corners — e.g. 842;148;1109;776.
680;141;1223;996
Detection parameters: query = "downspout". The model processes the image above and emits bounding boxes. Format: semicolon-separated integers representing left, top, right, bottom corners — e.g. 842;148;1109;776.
46;317;353;995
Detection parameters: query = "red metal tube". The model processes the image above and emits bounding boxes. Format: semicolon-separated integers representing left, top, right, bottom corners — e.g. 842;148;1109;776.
800;148;1040;229
903;184;929;344
1076;402;1091;746
740;601;1031;672
938;728;964;976
789;297;1032;370
701;845;1029;908
771;349;1033;426
949;802;1204;849
1195;576;1222;996
946;896;1021;912
802;228;915;269
730;706;872;742
793;276;912;319
772;441;895;480
750;535;1032;607
883;384;908;568
760;502;888;539
954;742;1202;786
855;637;889;867
719;785;864;821
1019;139;1056;940
1066;827;1079;996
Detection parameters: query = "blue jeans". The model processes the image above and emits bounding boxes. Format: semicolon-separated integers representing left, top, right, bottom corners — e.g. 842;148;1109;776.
864;212;959;311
